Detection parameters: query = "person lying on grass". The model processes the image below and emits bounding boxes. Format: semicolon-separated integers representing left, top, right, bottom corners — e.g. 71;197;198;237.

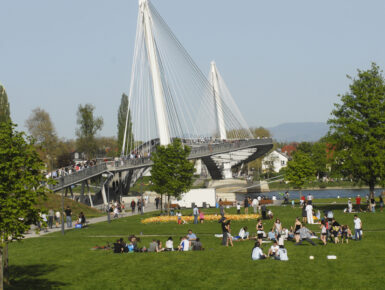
251;242;266;260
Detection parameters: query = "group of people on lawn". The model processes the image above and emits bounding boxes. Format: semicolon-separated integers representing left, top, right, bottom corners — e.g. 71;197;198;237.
113;230;203;254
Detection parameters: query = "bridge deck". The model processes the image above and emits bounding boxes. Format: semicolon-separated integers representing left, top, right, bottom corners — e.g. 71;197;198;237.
49;138;273;192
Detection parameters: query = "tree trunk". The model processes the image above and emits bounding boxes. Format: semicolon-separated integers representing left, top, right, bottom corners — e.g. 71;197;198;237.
0;245;3;290
160;194;163;213
369;180;375;199
0;242;8;290
3;244;8;286
167;194;171;216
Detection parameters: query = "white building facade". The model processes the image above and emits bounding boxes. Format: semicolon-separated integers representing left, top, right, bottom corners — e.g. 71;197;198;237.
261;150;289;173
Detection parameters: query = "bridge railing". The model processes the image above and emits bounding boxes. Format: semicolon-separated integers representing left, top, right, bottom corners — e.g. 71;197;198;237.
49;163;107;191
49;138;272;191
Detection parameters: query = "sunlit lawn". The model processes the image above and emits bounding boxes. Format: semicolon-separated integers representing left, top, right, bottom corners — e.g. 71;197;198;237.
6;201;385;289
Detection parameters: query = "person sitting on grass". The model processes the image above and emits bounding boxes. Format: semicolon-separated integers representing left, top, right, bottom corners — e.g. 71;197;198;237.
267;209;274;220
157;240;164;252
192;238;204;251
237;226;249;240
178;236;190;251
295;226;316;246
275;245;289;261
148;239;160;252
251;242;266;260
187;229;197;241
165;237;174;251
268;228;277;242
268;241;279;257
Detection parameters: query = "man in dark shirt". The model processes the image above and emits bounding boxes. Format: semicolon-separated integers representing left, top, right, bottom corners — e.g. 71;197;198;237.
64;206;72;228
220;217;228;246
244;197;249;214
331;218;341;243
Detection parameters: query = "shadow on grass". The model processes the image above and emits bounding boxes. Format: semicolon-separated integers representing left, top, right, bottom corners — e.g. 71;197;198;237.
5;264;67;290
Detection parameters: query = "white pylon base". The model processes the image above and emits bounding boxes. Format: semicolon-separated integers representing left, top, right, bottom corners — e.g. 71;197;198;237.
222;162;233;179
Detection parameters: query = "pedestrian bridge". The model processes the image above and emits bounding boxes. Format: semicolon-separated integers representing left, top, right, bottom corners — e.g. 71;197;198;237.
49;138;272;192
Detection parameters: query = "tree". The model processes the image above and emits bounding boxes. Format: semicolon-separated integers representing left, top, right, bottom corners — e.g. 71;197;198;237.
25;108;58;169
117;93;133;155
0;83;11;124
150;139;195;214
327;63;385;196
284;151;316;192
75;104;103;159
297;141;328;179
0;123;49;289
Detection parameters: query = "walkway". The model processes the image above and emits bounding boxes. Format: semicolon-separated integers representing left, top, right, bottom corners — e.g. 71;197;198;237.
24;203;158;239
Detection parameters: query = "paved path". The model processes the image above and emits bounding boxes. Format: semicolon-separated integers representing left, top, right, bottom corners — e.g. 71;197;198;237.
24;203;158;239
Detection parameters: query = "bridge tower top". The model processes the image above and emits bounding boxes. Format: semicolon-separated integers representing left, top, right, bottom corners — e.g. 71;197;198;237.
140;0;171;145
210;61;227;140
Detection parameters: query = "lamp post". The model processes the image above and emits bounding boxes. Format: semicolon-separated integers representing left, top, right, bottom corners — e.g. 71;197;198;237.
102;172;114;223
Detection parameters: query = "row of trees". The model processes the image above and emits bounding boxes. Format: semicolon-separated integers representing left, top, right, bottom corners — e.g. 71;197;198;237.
284;63;385;196
23;93;134;170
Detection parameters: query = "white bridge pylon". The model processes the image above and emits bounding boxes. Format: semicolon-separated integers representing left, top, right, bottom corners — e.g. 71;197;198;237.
123;0;256;180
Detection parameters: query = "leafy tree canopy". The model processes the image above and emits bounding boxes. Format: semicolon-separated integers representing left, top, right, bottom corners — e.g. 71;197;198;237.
75;104;103;158
117;93;133;155
0;83;11;124
150;139;195;202
327;63;385;192
0;123;49;287
284;151;316;189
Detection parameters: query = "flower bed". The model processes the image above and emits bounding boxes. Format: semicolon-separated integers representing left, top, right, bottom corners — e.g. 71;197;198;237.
141;214;260;224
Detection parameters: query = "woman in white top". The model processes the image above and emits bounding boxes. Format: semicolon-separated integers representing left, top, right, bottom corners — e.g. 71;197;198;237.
165;237;174;251
273;218;282;234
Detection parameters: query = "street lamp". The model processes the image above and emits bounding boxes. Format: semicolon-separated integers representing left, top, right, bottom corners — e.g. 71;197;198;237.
102;172;114;223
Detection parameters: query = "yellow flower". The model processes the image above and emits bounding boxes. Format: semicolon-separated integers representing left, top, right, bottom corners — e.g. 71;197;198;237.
141;214;260;224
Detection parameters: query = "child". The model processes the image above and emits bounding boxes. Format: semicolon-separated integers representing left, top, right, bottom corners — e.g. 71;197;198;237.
236;203;241;214
199;210;205;223
291;200;295;208
177;211;182;224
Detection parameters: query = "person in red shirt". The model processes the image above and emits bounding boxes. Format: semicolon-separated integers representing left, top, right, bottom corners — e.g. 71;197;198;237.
300;195;306;206
355;195;362;212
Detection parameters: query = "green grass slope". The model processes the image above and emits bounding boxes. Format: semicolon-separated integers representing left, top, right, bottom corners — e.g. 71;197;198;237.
6;201;385;289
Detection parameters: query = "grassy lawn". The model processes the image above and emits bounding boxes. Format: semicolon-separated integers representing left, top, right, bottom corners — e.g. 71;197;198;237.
6;202;385;289
36;193;104;219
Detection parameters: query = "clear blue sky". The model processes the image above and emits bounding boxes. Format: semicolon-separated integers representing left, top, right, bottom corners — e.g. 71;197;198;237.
1;0;385;139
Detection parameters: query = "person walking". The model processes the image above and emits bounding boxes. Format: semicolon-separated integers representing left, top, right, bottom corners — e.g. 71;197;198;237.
244;197;249;214
193;205;199;224
64;206;72;228
155;197;160;209
353;215;362;241
55;210;61;228
47;208;54;229
379;195;384;212
131;200;136;214
306;203;314;224
355;195;362;212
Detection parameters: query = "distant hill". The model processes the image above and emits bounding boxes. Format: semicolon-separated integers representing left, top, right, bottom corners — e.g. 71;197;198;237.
268;122;329;142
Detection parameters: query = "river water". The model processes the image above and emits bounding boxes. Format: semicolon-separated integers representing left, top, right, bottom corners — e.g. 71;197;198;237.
263;188;384;199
